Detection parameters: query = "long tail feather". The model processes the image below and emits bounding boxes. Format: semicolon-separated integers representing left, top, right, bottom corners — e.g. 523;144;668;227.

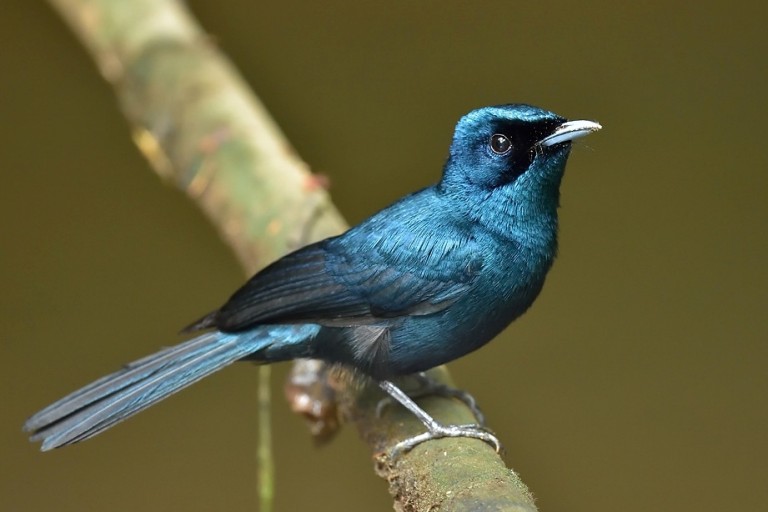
24;325;318;451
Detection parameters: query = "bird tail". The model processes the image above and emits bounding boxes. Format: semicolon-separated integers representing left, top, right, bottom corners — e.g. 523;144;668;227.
24;325;318;451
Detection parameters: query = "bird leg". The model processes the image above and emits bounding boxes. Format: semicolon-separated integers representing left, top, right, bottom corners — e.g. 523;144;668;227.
378;380;501;457
375;372;486;425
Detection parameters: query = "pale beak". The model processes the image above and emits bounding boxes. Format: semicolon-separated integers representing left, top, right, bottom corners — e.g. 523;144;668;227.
538;120;602;147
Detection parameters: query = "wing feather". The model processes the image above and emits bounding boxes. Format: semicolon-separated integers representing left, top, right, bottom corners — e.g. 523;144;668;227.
198;221;483;332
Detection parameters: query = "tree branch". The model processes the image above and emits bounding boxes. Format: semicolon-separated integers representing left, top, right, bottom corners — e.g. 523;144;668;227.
47;1;538;510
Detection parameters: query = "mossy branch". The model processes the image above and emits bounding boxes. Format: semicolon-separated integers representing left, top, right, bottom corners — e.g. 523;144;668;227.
47;0;538;510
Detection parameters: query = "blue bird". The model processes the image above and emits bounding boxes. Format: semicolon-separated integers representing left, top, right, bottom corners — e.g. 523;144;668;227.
24;104;600;452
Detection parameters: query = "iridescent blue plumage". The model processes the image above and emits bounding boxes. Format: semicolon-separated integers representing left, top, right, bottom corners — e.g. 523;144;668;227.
25;104;600;451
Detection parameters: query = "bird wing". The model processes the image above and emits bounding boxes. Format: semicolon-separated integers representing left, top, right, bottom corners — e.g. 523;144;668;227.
202;229;483;332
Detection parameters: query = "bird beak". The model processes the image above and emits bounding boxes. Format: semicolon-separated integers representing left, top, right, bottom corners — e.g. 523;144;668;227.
537;120;602;147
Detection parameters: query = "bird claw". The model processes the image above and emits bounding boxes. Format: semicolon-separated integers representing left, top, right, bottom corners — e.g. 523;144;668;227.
376;379;502;459
388;423;502;458
375;373;486;426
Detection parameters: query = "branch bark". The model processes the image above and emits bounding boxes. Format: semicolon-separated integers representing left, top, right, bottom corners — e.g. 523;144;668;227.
47;1;538;510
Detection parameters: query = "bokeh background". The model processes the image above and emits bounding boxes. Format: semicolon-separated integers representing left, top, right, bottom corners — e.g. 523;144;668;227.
2;2;766;511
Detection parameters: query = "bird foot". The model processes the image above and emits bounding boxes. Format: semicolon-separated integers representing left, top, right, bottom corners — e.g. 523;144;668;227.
377;380;502;459
375;372;486;426
388;422;502;458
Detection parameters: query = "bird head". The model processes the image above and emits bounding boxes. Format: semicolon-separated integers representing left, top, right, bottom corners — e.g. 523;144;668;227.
441;104;600;196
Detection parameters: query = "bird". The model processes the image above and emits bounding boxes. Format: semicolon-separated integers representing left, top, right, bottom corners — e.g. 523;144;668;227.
24;104;601;453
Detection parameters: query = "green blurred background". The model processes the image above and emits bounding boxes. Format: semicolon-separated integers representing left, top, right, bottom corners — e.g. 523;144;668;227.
2;2;766;511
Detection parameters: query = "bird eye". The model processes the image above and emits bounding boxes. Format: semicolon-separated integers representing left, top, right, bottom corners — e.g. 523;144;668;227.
489;134;512;155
